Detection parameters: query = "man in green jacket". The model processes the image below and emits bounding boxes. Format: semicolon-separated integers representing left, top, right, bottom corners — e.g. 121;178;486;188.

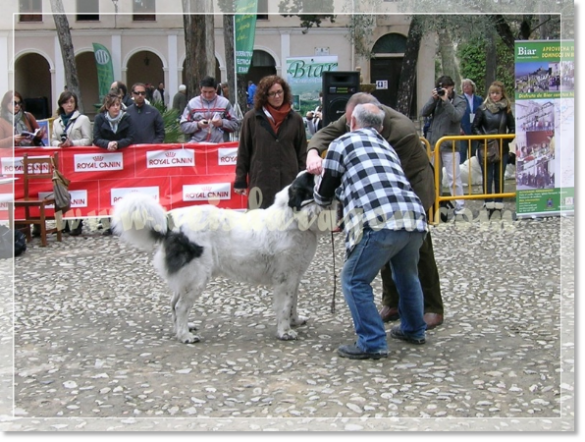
306;92;444;329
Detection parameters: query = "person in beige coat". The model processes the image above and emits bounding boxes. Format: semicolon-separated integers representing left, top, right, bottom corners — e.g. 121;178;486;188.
51;91;91;147
51;90;92;235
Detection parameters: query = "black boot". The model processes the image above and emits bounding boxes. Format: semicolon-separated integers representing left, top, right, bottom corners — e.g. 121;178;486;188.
69;220;83;236
32;224;41;237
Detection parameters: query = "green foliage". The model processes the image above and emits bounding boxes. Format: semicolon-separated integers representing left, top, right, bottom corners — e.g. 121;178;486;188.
151;101;184;144
457;36;514;99
278;0;335;32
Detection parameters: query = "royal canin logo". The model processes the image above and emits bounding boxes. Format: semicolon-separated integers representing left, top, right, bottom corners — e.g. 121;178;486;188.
93;156;104;161
165;151;177;157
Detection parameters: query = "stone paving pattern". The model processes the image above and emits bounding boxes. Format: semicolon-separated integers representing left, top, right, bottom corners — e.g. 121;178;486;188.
0;207;575;432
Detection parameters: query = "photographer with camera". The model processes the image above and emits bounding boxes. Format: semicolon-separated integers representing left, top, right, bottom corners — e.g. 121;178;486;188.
421;75;466;215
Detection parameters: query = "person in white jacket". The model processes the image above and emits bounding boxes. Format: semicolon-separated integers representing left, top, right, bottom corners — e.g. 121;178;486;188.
51;91;92;147
51;90;92;236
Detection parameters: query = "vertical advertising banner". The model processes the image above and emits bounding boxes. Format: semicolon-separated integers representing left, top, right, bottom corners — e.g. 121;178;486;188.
235;0;258;75
514;40;574;217
286;56;338;114
92;43;115;103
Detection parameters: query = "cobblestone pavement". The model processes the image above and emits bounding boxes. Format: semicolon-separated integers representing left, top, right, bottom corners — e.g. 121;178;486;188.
0;205;575;432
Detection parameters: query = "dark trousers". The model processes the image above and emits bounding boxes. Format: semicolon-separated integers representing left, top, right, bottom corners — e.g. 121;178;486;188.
381;228;443;315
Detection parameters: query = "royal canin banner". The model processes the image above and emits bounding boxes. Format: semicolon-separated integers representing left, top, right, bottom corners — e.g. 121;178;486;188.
0;143;248;221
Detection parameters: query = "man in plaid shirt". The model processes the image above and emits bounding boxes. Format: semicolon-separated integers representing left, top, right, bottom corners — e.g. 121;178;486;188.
314;103;428;359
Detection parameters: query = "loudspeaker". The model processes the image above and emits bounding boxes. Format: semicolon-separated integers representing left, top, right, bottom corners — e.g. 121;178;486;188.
322;71;360;126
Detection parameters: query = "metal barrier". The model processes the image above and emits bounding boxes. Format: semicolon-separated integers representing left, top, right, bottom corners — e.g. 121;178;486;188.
428;133;516;224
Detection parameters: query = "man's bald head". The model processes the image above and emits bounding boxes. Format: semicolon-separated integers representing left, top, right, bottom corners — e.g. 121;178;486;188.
350;103;385;133
345;92;382;122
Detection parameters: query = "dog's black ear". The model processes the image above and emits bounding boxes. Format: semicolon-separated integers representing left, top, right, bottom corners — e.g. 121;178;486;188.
288;171;315;210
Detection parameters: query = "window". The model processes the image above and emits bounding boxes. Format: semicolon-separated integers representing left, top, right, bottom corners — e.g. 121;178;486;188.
256;0;268;20
76;0;99;21
133;0;156;22
19;0;42;23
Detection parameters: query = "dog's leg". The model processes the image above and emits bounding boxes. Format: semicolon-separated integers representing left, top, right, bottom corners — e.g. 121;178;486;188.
290;282;308;328
273;281;303;340
172;289;201;344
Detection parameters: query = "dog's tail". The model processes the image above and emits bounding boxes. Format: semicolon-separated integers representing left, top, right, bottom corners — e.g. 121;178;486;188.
112;193;168;251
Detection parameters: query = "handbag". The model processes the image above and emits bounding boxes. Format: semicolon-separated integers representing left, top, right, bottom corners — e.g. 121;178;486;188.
478;111;506;164
48;156;71;213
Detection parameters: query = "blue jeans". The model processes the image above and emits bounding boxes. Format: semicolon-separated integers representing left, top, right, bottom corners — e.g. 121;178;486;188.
341;228;427;352
480;152;509;203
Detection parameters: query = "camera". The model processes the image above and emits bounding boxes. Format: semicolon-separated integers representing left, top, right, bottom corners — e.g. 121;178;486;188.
436;83;445;97
60;133;67;142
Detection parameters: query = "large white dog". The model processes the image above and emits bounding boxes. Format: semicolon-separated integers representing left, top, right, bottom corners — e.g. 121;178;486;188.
112;172;333;343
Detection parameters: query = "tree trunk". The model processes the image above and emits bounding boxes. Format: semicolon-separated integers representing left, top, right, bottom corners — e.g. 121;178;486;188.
182;0;213;95
49;0;83;113
484;30;497;92
437;26;460;90
223;14;236;105
205;0;216;78
395;16;423;118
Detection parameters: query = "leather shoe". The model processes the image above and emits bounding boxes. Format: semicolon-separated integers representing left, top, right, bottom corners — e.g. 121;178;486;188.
390;326;425;345
424;313;443;330
337;344;388;360
380;306;399;322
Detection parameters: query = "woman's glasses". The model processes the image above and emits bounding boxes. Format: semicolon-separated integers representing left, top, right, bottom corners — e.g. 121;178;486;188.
267;90;284;97
133;91;147;96
13;101;22;106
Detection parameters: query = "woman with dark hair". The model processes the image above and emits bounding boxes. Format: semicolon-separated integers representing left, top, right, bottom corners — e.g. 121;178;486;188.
51;91;92;235
1;90;46;147
93;92;135;235
234;75;307;209
93;92;135;151
51;91;91;147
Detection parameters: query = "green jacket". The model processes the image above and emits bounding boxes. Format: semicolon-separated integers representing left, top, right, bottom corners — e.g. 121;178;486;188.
307;104;435;211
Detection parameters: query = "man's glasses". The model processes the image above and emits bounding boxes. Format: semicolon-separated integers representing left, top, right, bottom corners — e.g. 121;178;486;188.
13;101;21;106
267;90;284;97
133;91;146;96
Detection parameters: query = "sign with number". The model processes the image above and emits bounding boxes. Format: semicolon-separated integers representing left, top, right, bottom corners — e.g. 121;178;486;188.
376;80;388;90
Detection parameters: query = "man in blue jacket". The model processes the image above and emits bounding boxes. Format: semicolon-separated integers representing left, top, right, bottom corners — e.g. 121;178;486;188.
459;78;483;163
126;82;165;144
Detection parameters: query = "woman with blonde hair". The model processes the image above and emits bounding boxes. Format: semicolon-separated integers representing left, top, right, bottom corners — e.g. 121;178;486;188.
472;81;515;217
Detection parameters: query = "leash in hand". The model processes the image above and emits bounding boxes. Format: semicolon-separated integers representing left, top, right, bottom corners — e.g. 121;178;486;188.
330;230;336;313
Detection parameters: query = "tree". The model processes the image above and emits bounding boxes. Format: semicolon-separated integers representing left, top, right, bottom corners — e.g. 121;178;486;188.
182;0;215;96
49;0;83;112
278;0;335;33
394;16;424;117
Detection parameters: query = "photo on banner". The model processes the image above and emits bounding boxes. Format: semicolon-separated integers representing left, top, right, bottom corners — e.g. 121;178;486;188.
286;55;338;115
514;40;574;217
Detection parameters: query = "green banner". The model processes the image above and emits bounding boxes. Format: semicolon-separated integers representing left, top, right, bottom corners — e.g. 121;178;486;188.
235;0;258;75
92;43;115;103
514;40;574;217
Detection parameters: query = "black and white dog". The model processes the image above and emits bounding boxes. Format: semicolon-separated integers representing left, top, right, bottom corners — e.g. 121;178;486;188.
112;172;334;343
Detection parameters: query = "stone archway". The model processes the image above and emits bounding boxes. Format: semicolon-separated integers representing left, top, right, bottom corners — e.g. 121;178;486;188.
127;50;164;97
14;53;52;119
247;50;276;85
370;33;416;115
75;51;100;118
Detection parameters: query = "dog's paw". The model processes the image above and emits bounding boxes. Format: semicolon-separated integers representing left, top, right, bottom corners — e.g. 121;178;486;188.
277;329;298;341
291;315;308;327
177;332;201;344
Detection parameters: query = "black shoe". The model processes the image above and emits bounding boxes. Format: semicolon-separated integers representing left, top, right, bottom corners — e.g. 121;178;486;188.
102;228;113;236
390;326;426;345
32;225;41;237
337;344;388;360
69;220;83;236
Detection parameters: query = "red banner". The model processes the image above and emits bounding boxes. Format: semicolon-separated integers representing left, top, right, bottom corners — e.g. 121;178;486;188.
0;143;247;221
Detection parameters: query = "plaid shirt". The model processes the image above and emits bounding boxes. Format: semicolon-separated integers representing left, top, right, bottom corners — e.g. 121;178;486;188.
314;127;428;253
